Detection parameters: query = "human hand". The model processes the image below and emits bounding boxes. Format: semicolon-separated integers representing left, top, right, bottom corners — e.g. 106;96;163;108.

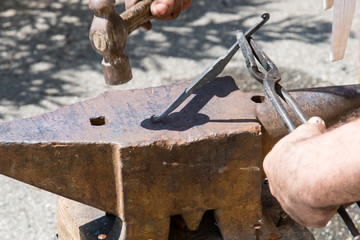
125;0;192;29
263;116;339;227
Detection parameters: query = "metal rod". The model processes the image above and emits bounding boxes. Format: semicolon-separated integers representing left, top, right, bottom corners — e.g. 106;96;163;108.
150;41;239;122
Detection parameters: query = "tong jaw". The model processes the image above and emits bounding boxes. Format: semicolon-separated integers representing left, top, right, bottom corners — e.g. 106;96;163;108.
238;29;306;131
237;31;280;84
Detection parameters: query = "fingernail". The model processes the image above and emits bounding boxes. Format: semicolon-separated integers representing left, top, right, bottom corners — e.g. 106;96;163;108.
308;116;326;127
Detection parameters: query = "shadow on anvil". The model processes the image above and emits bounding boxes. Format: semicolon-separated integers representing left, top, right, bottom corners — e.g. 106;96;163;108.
141;77;257;131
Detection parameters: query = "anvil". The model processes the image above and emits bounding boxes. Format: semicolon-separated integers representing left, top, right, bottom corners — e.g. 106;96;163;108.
0;77;359;239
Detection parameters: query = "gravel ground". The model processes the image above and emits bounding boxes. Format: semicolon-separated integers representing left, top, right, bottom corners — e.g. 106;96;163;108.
0;0;359;239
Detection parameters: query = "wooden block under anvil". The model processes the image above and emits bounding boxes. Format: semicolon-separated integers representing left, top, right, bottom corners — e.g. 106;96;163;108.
1;76;360;239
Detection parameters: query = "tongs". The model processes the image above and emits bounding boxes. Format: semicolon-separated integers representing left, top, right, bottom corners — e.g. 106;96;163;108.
238;20;360;238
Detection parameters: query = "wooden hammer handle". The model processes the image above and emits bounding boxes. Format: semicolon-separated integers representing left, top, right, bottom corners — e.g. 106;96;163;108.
120;0;154;34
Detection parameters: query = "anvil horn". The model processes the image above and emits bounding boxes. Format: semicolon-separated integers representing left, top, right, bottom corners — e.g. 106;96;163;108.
0;142;120;215
256;85;360;157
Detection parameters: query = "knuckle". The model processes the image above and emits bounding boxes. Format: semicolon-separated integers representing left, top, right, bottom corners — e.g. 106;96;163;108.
308;218;329;228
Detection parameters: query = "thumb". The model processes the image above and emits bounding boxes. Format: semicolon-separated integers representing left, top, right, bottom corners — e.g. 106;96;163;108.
307;116;326;128
290;116;326;141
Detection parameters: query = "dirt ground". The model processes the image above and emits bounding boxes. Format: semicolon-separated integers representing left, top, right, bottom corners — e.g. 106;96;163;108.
1;0;360;239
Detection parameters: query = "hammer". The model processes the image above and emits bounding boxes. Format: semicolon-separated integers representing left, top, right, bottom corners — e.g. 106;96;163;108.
89;0;153;85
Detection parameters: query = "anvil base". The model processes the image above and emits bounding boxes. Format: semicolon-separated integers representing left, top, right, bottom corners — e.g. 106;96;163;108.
57;182;314;240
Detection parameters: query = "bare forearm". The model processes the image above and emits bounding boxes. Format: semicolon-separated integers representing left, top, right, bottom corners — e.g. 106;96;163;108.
301;116;360;207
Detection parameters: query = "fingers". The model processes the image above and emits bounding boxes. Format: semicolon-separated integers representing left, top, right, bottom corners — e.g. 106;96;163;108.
182;0;192;10
125;0;181;29
307;116;326;129
281;116;326;144
125;0;139;9
141;21;152;30
264;116;326;183
125;0;152;30
125;0;190;30
296;116;326;136
267;179;336;227
263;115;334;227
286;205;337;228
151;0;183;20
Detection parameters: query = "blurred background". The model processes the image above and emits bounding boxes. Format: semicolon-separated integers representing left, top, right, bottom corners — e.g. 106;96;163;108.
0;0;359;239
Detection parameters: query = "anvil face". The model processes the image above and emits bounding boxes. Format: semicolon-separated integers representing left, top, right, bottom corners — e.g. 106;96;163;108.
1;77;359;239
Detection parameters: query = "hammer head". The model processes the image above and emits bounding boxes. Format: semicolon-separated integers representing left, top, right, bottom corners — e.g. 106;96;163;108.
89;0;153;85
102;57;132;85
89;0;133;85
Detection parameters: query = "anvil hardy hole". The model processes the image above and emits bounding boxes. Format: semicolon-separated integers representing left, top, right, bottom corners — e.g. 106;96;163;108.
90;116;107;126
251;95;265;103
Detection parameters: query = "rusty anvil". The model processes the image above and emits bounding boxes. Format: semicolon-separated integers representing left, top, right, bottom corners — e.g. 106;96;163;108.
1;77;360;239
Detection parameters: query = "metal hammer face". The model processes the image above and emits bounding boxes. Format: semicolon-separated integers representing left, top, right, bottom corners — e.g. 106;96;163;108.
89;0;153;85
